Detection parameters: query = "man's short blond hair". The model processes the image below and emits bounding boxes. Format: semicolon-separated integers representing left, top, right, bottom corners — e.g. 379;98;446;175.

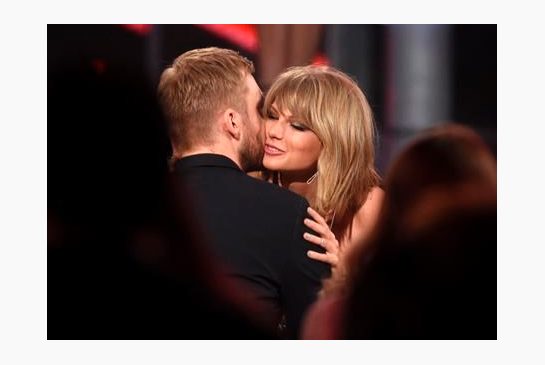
158;47;254;153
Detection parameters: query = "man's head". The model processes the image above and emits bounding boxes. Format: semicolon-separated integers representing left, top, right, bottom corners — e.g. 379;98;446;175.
158;47;264;171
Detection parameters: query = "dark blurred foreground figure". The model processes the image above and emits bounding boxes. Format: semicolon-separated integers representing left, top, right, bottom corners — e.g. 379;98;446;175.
302;123;497;339
48;62;272;339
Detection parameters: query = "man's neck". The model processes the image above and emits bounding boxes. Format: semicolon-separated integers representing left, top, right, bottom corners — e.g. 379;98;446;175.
176;146;242;169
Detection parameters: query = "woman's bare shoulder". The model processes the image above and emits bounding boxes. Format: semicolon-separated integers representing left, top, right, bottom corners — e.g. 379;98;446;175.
347;186;385;245
356;186;385;220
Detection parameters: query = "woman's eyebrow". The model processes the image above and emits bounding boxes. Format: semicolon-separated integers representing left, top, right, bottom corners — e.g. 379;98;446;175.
287;113;305;122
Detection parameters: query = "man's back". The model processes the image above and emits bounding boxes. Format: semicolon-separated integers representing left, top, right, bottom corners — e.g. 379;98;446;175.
175;154;330;338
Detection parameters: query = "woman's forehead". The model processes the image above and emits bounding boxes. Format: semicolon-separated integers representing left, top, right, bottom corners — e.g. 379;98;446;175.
271;102;303;119
270;93;299;113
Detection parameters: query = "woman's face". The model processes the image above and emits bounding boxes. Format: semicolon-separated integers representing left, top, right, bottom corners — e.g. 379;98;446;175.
263;102;322;177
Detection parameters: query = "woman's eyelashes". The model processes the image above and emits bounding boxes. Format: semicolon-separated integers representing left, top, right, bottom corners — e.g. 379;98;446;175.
266;111;279;120
290;122;309;131
266;109;310;132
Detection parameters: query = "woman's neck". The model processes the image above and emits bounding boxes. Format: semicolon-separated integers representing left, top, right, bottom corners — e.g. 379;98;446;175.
278;171;317;203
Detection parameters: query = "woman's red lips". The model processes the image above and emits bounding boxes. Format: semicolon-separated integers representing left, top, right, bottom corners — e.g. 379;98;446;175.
264;143;284;155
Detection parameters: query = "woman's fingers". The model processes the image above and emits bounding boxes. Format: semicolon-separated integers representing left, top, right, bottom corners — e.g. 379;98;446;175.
303;232;321;245
307;250;339;267
304;218;327;236
303;207;341;269
303;232;339;255
307;207;329;226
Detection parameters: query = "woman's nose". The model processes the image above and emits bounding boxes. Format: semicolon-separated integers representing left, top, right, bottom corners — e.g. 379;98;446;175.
266;119;284;139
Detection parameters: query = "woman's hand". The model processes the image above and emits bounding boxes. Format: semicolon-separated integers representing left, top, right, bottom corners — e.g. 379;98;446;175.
303;207;340;268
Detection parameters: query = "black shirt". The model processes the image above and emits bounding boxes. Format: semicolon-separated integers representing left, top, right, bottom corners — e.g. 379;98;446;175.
175;154;330;338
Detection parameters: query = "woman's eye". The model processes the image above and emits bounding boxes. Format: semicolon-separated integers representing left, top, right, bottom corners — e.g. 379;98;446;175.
266;112;279;120
290;123;308;131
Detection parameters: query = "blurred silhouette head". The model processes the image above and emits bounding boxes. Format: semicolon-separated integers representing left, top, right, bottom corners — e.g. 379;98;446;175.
382;123;496;238
343;123;497;339
48;61;271;339
48;63;171;237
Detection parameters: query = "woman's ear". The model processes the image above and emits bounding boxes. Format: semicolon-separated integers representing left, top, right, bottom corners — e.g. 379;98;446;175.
222;108;242;140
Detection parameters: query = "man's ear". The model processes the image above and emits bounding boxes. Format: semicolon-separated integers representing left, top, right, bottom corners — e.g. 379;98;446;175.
222;108;242;140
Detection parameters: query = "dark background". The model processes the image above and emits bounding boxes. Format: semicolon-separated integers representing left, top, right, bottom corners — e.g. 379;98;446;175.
48;24;496;173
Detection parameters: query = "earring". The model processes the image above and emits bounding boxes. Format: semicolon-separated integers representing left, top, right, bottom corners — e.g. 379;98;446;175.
306;171;318;184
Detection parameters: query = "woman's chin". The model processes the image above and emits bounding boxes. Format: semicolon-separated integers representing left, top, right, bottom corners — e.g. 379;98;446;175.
262;158;282;171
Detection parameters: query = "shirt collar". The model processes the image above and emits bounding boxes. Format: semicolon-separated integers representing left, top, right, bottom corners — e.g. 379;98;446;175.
174;153;242;172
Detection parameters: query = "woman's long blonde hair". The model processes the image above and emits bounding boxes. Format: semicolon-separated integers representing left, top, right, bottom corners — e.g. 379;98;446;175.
263;65;380;241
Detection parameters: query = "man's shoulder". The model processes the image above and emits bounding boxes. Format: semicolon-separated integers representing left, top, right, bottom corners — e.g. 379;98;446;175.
244;173;308;205
177;162;309;216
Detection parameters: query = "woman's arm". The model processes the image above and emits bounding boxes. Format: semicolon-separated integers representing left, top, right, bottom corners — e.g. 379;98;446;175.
346;186;385;250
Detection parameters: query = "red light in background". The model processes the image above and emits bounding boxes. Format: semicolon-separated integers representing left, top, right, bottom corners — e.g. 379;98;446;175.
196;24;328;65
119;24;328;65
120;24;153;36
91;58;107;75
311;54;329;66
197;24;258;53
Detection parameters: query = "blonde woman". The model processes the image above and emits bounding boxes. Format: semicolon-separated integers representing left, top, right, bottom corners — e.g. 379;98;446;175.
259;65;384;278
